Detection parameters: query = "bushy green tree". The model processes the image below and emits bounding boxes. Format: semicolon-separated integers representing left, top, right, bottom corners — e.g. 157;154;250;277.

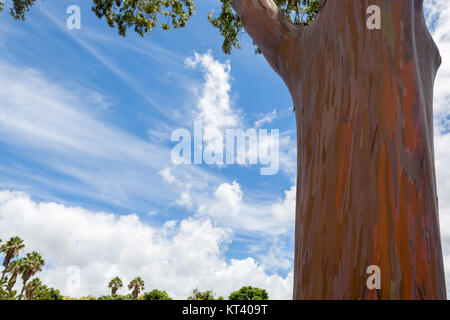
228;286;269;300
98;293;135;300
187;288;219;300
143;289;172;300
32;285;63;300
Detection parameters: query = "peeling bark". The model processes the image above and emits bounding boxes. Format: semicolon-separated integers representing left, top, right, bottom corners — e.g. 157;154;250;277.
232;0;446;299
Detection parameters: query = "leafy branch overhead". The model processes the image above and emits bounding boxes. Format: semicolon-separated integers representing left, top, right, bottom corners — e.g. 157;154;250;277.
208;0;321;53
91;0;196;36
1;0;321;54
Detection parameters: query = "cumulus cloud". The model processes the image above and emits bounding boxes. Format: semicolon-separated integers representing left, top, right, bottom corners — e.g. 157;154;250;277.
212;181;243;217
186;51;240;159
197;181;295;236
0;191;292;299
271;185;296;223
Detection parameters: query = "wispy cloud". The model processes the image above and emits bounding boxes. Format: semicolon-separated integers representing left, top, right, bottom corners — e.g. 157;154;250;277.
38;5;187;119
0;60;221;211
254;110;277;128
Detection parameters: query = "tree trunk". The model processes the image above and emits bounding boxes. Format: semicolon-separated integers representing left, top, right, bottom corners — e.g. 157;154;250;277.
18;280;27;300
232;0;447;299
1;270;6;282
7;275;16;293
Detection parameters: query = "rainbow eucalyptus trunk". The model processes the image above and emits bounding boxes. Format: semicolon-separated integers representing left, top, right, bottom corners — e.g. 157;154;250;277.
232;0;446;299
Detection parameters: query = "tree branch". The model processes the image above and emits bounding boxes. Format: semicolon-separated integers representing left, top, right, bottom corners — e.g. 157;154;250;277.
231;0;297;73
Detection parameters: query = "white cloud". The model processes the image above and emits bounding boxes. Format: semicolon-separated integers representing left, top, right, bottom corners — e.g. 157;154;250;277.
271;185;296;223
276;132;297;176
159;167;177;185
158;167;198;210
254;110;277;128
0;190;292;299
254;237;293;272
186;51;240;157
86;90;113;110
426;0;450;118
146;210;157;217
198;181;242;220
213;181;243;217
176;191;193;209
184;51;297;176
198;182;295;236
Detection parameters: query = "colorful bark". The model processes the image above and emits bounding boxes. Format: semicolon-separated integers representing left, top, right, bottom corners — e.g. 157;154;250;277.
232;0;446;299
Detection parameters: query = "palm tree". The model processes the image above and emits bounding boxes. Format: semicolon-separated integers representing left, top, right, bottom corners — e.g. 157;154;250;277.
108;276;123;295
18;251;44;300
128;277;145;299
6;259;23;293
0;237;25;281
24;278;42;300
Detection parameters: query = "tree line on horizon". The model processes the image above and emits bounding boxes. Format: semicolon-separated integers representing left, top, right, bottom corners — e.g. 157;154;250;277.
1;236;269;300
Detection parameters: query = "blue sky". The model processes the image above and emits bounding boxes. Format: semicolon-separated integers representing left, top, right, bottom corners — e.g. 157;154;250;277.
0;0;295;212
0;0;450;299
